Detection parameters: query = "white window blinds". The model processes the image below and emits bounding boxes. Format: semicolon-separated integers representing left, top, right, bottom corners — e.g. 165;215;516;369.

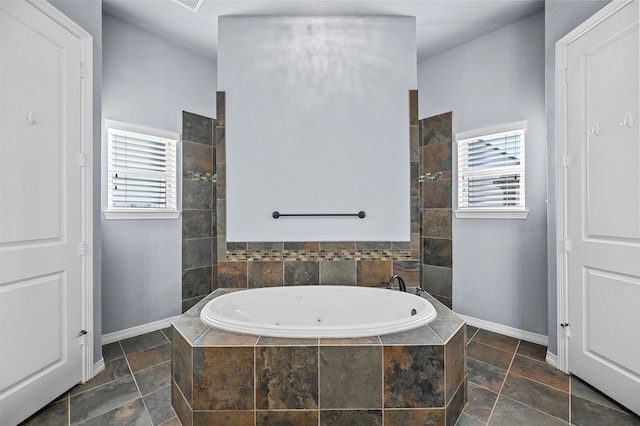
105;120;179;218
457;121;526;216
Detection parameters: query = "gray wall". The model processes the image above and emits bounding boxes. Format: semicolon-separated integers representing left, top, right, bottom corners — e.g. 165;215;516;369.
48;0;103;363
544;0;609;355
101;13;216;334
418;12;548;335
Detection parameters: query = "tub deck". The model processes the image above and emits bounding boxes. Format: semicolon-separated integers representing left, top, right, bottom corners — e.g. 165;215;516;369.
171;288;467;425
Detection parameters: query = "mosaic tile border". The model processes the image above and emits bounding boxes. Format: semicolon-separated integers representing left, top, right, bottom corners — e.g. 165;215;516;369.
226;249;413;262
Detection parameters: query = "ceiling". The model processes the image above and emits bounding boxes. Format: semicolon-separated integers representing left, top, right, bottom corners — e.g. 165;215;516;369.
102;0;544;63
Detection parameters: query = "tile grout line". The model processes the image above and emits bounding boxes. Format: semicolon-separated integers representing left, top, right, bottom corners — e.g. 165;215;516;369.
484;339;520;425
122;344;155;425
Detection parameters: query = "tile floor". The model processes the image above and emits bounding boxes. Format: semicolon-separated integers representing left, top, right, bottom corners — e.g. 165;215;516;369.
20;328;178;426
19;325;640;426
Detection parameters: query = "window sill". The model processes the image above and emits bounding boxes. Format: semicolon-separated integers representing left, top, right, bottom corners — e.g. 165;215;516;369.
103;211;181;220
454;209;529;219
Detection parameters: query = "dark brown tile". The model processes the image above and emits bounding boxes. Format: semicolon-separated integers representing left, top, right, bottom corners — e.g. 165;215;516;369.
422;237;452;268
384;408;445;425
445;326;466;404
320;409;382;426
247;242;283;251
120;331;169;355
422;265;452;299
182;266;212;300
516;340;547;362
319;241;355;250
284;241;319;250
20;398;68;426
183;111;213;145
284;261;319;286
466;358;507;394
422;180;452;209
464;382;498;423
102;342;124;363
159;417;182;426
455;412;485;426
172;379;193;426
182;238;213;270
510;355;569;392
127;342;171;373
248;261;283;288
422;209;452;239
571;395;640;426
193;347;254;410
410;125;420;162
320;261;356;285
216;92;225;127
472;330;519;353
194;410;254;425
70;357;131;396
421;112;452;146
78;398;151;426
384;345;445;408
393;261;421;288
216;200;226;235
135;360;171;396
411;196;421;233
446;379;466;426
257;410;318;426
183;180;213;210
570;376;631;413
409;89;419;125
467;341;513;370
357;260;392;287
411;161;421;198
182;209;212;239
501;373;569;421
466;325;479;342
256;346;318;409
489;395;567;426
319;346;382;409
422;143;452;174
216;160;226;200
144;386;176;426
183;140;213;174
217;261;247;288
172;329;193;403
69;376;140;424
215;126;225;165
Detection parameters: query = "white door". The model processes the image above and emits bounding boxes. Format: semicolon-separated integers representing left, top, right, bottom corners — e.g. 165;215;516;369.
0;2;86;425
565;0;640;415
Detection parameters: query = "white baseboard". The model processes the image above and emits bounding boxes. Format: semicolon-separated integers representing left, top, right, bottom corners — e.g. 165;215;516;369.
101;315;180;345
545;351;559;368
93;358;105;377
458;314;549;346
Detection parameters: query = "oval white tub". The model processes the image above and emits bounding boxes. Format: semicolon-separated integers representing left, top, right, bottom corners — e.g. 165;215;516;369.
200;285;437;338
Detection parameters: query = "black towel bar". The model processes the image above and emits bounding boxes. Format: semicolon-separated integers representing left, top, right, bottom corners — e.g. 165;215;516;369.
272;211;366;219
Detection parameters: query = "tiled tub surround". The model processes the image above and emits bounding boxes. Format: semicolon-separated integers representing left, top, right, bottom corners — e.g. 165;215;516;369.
171;288;467;426
215;91;424;291
182;111;217;312
420;112;454;309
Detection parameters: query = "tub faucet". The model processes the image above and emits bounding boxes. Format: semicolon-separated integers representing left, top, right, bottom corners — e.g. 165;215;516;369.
387;275;406;292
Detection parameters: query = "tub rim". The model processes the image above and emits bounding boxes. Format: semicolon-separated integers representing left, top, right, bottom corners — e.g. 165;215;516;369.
199;285;437;338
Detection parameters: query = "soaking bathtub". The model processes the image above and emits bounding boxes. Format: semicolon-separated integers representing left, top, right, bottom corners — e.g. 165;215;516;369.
199;285;437;338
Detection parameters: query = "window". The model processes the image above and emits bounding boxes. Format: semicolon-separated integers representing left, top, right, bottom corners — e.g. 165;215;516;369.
455;120;528;219
104;120;180;219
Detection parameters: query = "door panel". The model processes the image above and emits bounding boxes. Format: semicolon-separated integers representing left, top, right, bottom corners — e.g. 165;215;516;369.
566;0;640;415
0;1;85;424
